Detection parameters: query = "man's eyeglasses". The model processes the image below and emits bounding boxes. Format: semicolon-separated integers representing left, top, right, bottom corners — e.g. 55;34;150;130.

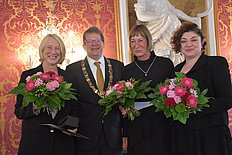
84;38;102;44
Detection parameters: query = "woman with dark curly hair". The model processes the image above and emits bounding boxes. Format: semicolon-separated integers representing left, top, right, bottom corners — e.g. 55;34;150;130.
170;21;232;155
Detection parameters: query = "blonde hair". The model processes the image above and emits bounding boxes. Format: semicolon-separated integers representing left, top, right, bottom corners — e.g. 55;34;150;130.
38;34;66;64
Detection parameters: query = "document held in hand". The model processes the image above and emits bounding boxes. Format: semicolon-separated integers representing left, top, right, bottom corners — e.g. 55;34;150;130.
40;115;89;139
134;101;152;110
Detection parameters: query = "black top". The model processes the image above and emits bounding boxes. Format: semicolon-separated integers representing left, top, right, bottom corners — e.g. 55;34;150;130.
171;53;232;155
122;51;175;155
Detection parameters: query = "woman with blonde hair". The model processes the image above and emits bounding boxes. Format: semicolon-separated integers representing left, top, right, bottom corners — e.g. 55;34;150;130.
14;34;76;155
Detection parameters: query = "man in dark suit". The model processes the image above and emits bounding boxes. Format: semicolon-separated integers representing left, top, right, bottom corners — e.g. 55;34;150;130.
65;26;124;155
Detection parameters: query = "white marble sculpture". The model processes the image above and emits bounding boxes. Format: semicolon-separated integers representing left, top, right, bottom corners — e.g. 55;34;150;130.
134;0;212;66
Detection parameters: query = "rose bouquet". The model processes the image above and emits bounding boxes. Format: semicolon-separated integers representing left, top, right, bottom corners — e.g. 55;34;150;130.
98;78;152;121
148;72;210;124
10;71;77;114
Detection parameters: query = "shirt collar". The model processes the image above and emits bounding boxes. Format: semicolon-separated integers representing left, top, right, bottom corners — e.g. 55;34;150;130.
87;56;105;67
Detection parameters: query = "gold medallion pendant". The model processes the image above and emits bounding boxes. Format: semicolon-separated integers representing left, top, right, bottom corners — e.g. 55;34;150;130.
81;59;113;98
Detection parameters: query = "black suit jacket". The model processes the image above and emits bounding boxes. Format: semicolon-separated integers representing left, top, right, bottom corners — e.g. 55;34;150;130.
174;54;232;128
171;53;232;153
65;57;124;151
14;64;76;155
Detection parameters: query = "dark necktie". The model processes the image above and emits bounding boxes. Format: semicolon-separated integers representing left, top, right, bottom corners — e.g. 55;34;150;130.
94;62;104;93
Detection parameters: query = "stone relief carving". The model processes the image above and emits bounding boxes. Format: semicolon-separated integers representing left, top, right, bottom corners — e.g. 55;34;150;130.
134;0;212;66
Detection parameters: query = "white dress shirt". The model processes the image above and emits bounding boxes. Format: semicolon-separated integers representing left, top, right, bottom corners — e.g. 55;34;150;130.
87;56;105;85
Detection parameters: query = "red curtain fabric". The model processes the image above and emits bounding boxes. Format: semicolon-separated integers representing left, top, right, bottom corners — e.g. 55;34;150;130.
217;0;232;134
0;0;117;154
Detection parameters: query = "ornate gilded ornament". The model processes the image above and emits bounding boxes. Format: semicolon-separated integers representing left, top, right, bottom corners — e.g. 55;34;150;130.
81;58;113;98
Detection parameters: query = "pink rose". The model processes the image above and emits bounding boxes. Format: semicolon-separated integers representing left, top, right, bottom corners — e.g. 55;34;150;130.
116;83;125;92
105;88;114;96
52;74;63;83
167;90;176;98
174;96;182;103
46;80;59;91
125;81;133;89
35;72;43;76
46;71;56;77
113;83;119;90
40;73;51;81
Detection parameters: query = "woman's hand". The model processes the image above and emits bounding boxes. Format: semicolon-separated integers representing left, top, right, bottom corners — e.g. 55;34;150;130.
62;128;78;136
119;105;129;115
122;137;128;152
67;128;78;133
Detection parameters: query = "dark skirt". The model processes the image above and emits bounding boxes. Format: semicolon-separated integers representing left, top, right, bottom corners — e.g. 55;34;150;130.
127;132;172;155
126;107;172;155
171;124;232;155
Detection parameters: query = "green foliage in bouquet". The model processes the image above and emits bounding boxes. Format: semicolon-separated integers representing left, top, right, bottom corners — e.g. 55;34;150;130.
99;79;152;121
10;71;77;114
148;72;211;124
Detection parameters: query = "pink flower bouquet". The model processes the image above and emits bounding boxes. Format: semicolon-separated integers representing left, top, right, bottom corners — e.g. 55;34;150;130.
148;72;210;124
10;71;77;114
98;79;152;121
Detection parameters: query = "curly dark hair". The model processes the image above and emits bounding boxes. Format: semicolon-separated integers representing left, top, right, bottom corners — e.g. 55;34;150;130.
171;21;206;53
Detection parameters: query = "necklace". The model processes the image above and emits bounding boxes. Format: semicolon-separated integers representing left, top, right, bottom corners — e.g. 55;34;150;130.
81;58;113;98
134;56;157;76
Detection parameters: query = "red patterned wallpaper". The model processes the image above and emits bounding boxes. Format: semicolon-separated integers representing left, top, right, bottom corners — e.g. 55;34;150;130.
218;0;232;73
0;0;117;154
216;0;232;133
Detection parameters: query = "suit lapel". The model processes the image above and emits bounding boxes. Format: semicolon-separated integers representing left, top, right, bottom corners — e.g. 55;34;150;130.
84;58;98;90
35;64;44;72
188;54;207;74
104;57;109;91
175;54;207;75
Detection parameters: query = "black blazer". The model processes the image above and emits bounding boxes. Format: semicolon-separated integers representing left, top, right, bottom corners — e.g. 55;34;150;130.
174;54;232;128
65;57;124;151
14;64;76;155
